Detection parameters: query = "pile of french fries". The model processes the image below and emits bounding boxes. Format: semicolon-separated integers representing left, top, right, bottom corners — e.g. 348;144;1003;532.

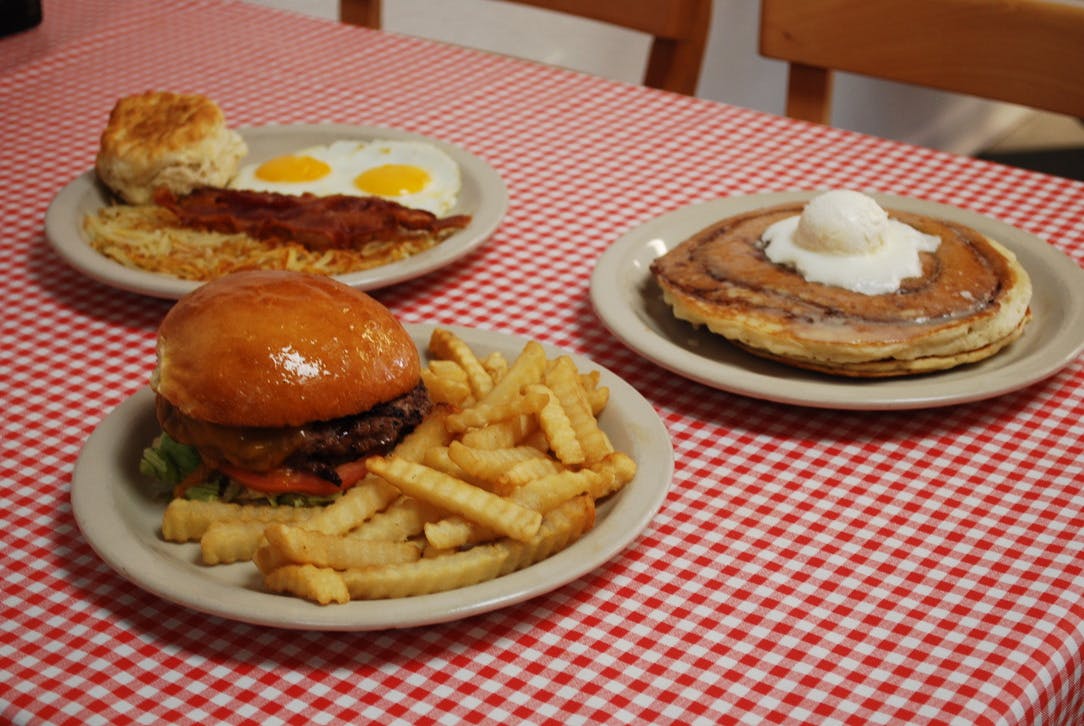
160;329;637;604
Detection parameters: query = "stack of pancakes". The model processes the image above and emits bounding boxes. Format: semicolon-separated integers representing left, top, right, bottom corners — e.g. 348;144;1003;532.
650;202;1032;377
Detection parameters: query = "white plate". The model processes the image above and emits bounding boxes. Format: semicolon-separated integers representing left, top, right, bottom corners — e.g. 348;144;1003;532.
71;324;674;630
45;124;508;299
591;191;1084;410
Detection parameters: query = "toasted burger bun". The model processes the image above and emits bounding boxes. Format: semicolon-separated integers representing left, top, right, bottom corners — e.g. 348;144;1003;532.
152;270;420;428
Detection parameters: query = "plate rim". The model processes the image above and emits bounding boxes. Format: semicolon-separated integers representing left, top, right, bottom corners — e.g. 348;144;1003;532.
45;123;508;299
590;190;1084;410
71;323;674;631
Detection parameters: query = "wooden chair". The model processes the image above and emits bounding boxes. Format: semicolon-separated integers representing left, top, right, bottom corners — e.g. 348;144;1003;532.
759;0;1084;124
340;0;712;95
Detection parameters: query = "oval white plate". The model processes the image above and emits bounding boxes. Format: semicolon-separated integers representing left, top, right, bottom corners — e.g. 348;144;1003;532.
46;124;508;299
591;191;1084;410
71;324;674;630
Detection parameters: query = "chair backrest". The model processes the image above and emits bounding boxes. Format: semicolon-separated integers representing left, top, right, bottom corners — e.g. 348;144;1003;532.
759;0;1084;124
340;0;712;95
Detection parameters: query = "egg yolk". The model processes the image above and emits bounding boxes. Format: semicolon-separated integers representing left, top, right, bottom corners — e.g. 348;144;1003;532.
255;155;331;183
354;164;430;197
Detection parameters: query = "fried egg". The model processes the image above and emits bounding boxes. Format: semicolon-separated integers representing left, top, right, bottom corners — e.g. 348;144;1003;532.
230;139;461;216
344;140;461;216
230;141;353;197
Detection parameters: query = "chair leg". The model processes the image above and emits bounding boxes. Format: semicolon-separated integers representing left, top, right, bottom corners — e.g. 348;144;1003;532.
786;63;833;124
341;0;381;28
645;37;702;96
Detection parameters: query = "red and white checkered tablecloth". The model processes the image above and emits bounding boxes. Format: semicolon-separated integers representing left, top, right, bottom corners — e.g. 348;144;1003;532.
3;1;1084;723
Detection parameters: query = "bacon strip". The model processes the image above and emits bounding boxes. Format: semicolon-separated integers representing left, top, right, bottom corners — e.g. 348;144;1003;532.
154;188;471;252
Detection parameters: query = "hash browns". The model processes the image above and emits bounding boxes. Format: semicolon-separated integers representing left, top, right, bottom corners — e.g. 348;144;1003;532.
84;204;459;280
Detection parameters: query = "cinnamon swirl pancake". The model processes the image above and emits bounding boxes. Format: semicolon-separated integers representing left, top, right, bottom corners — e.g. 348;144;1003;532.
649;200;1032;377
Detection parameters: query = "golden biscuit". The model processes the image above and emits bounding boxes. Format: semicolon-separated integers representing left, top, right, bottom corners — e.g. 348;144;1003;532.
96;91;246;204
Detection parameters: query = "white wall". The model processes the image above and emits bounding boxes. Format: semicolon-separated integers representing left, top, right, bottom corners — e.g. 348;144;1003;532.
249;0;1027;155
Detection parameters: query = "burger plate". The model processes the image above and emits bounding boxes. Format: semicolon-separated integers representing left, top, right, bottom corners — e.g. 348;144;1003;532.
71;324;674;630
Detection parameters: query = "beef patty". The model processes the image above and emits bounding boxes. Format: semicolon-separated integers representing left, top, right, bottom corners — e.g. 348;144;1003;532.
156;382;432;483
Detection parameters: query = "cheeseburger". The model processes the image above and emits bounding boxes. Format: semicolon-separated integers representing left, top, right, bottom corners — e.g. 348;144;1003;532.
141;270;431;504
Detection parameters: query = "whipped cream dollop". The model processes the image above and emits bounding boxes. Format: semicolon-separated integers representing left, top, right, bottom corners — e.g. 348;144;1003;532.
762;190;940;295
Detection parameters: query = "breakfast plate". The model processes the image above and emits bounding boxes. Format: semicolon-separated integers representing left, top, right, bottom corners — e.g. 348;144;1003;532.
591;191;1084;410
71;324;674;630
45;124;508;299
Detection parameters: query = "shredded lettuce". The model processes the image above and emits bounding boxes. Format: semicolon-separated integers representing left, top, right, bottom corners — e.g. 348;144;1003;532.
139;433;201;490
181;480;223;502
139;433;339;506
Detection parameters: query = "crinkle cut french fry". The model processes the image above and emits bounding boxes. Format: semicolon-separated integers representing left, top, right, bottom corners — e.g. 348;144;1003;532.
264;523;422;570
446;441;549;486
427;359;468;383
589;452;638;499
253;541;288;574
429;329;493;399
161;498;315;542
445;387;549;433
201;520;269;565
422;446;493;490
423;361;472;405
520;428;551;452
345;496;446;542
494;456;564;495
389;406;454;462
423;544;456;559
264;564;349;605
443;339;548;434
421;368;473;406
422;446;466;477
477;340;547;406
301;475;399;536
573;371;610;430
424;515;495;551
510;469;600;514
339;544;509;599
498;495;596;575
481;351;508;383
344;496;595;599
544;356;613;464
525;383;585;465
425;466;597;551
366;456;542;542
459;414;538;450
584;382;609;416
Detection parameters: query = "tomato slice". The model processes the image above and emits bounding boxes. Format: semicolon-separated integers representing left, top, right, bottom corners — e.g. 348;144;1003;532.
217;459;369;496
335;459;370;487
